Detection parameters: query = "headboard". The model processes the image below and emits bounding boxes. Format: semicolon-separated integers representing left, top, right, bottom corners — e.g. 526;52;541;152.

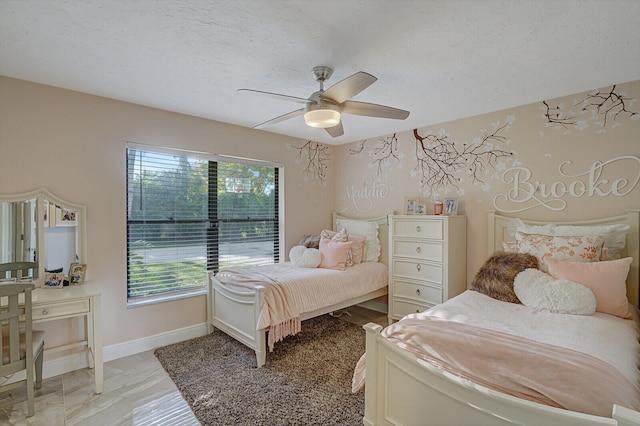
332;212;391;267
488;210;640;309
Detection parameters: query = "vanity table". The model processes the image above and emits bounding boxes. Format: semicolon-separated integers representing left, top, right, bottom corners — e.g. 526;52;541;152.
1;188;101;393
32;284;103;394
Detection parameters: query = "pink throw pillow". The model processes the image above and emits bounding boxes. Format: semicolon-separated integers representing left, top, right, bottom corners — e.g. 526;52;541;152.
319;237;352;271
545;257;633;319
348;233;366;264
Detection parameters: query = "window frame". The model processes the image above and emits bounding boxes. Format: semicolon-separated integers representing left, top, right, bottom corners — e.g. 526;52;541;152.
125;142;284;308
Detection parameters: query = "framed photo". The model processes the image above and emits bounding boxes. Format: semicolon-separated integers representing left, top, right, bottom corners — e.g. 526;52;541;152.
54;205;78;227
69;263;87;285
404;197;419;215
415;199;427;215
43;272;64;289
444;197;458;215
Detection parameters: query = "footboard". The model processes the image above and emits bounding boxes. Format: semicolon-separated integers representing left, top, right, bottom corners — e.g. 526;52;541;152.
208;273;267;367
363;323;640;426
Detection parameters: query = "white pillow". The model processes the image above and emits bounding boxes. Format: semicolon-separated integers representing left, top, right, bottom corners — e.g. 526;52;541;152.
508;219;630;259
289;245;321;268
514;268;596;315
334;218;381;262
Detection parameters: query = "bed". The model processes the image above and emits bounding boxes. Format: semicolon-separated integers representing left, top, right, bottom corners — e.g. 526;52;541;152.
358;210;640;426
207;212;390;367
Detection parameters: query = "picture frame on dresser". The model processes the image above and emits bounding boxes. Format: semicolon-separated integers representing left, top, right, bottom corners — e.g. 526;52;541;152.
69;263;87;285
444;197;458;215
404;197;418;215
43;272;64;288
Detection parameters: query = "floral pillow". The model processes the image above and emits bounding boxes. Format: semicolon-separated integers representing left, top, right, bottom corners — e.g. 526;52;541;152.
515;231;605;273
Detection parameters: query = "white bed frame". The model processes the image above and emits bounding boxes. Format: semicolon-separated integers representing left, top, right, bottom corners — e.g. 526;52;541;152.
207;212;390;367
362;210;640;426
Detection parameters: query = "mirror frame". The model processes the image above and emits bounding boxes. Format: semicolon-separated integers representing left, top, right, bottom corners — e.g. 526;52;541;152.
0;188;87;284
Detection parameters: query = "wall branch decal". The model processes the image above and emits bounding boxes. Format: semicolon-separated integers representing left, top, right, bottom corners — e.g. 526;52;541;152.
542;100;576;128
543;85;638;131
288;140;331;185
348;133;403;175
413;120;514;195
578;85;638;127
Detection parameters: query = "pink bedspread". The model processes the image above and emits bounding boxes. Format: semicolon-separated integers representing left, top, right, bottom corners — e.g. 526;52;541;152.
215;261;387;351
353;292;640;418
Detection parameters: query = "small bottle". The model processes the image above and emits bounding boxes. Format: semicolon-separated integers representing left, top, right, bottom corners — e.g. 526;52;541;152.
434;200;443;215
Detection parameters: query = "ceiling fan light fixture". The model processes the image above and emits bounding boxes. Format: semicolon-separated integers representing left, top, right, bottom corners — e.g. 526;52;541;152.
304;109;341;128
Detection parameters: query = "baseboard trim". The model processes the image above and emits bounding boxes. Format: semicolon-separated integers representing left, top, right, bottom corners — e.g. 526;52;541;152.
37;322;209;380
103;322;208;362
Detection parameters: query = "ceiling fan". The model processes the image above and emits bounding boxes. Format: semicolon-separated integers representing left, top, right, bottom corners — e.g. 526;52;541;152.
238;66;410;138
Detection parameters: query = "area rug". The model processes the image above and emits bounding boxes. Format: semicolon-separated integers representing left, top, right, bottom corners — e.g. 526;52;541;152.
154;315;366;425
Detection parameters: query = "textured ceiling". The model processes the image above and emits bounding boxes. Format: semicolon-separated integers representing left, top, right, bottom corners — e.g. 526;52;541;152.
1;0;639;145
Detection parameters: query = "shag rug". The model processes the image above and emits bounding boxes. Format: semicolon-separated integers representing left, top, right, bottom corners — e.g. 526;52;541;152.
154;315;366;425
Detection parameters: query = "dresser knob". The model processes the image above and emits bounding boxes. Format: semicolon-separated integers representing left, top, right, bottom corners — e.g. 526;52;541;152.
416;288;421;295
42;309;49;315
416;264;421;271
416;246;422;253
416;225;421;232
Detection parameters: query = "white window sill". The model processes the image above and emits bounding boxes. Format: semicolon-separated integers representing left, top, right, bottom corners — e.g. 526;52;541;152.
127;287;206;308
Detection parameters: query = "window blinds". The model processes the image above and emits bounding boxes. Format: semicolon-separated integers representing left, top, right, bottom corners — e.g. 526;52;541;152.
126;143;280;304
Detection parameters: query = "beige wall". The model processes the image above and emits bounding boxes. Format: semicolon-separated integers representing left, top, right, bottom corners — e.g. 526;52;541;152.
0;76;334;348
2;75;639;352
334;80;640;294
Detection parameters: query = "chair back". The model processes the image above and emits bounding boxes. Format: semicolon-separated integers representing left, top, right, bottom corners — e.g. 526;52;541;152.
0;262;38;281
0;283;36;376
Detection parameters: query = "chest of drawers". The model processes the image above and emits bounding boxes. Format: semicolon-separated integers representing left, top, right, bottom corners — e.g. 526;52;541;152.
388;215;466;322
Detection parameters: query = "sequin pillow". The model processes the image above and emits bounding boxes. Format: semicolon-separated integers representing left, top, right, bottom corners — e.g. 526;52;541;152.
515;231;605;273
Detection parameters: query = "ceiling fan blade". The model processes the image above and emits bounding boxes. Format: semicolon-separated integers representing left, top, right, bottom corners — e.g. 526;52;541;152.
324;121;344;138
322;72;377;104
342;100;410;120
253;108;305;129
238;88;312;104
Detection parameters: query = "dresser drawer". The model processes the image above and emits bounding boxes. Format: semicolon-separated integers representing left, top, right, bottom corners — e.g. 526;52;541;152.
393;219;443;240
393;280;443;305
391;299;432;318
392;259;442;284
33;300;90;321
393;240;443;262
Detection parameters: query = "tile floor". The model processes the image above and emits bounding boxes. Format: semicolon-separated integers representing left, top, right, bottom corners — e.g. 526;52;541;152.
0;306;387;425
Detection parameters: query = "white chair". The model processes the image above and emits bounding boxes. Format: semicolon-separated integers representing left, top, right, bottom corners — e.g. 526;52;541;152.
0;282;45;417
0;261;37;281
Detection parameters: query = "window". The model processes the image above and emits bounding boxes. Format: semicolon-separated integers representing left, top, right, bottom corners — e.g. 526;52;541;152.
126;143;281;306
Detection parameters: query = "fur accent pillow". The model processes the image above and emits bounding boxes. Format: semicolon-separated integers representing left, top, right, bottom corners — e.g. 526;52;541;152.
514;268;596;315
298;234;320;249
289;245;321;268
470;252;539;303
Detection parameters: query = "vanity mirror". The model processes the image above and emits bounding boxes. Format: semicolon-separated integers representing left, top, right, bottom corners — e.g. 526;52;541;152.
0;188;86;284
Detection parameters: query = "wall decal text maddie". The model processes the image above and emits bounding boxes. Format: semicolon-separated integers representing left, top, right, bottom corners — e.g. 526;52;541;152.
493;156;640;212
343;176;390;213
